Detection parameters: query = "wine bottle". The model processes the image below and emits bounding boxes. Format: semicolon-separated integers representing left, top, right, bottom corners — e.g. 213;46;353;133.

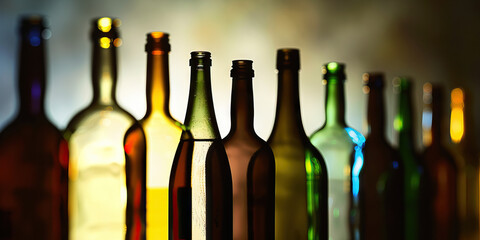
393;77;427;240
360;73;404;240
222;60;275;240
0;16;69;240
64;17;137;240
267;49;328;240
421;84;458;240
123;32;183;240
309;62;365;240
169;51;232;240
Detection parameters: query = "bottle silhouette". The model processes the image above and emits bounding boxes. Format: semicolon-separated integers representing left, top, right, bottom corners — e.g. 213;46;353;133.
64;17;137;240
169;51;232;240
360;73;404;240
421;84;458;240
123;32;183;240
0;15;69;240
267;49;328;240
310;62;365;240
222;60;275;240
393;77;428;240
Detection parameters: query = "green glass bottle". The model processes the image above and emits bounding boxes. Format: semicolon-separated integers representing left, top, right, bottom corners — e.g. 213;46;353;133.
169;52;232;240
267;49;328;240
64;17;137;240
310;62;365;240
222;60;275;240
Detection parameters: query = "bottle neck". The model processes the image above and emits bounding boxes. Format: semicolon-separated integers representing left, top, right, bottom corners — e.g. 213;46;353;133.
91;40;118;106
324;79;346;127
229;76;255;135
398;88;415;148
272;68;305;135
145;52;171;117
430;91;443;146
367;87;385;138
18;37;46;117
183;64;220;139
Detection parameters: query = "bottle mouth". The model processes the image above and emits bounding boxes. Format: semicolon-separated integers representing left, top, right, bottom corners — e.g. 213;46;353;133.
322;62;346;81
231;60;254;78
190;51;212;67
363;72;384;89
276;48;300;70
20;15;49;46
145;32;170;53
393;76;412;92
91;17;120;41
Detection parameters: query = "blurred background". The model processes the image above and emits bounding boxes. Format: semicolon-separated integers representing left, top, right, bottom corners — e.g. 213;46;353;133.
0;0;479;149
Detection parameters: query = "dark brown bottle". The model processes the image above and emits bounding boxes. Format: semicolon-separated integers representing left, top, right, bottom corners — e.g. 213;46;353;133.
360;73;404;240
0;16;69;240
169;52;233;240
222;60;275;240
421;84;458;240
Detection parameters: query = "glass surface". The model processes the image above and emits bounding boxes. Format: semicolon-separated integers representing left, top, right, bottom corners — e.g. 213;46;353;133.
268;49;327;240
169;52;232;240
65;17;136;240
223;60;275;240
309;62;364;240
359;73;404;240
0;16;68;240
123;32;182;240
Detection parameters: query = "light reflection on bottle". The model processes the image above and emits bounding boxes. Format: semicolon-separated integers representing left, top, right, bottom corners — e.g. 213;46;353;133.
450;88;464;143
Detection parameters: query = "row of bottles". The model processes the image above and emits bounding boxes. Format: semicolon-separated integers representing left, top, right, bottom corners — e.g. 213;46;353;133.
1;15;478;240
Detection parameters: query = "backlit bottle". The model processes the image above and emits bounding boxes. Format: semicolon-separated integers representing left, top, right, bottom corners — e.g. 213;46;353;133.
310;62;365;240
268;49;328;240
222;60;275;240
169;51;232;240
0;15;68;240
123;32;183;240
64;17;137;240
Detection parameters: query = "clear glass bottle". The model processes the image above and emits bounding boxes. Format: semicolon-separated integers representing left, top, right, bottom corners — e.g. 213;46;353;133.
268;49;328;240
123;32;183;240
222;60;275;240
309;62;365;240
64;17;137;240
169;52;232;240
0;15;68;240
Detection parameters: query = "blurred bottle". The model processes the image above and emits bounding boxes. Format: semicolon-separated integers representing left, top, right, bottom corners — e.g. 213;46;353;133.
360;73;404;240
169;52;232;240
393;77;429;240
222;60;275;240
268;49;328;240
0;15;68;240
310;62;365;240
64;17;137;240
449;88;478;240
421;84;458;240
123;32;183;240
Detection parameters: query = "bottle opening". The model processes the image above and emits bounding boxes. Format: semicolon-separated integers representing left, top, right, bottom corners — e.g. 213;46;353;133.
231;60;254;78
276;48;300;70
145;32;170;53
20;15;48;46
322;61;346;81
363;72;384;90
91;17;120;44
189;51;212;67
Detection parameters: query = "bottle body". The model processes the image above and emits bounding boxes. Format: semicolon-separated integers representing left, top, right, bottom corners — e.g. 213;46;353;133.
309;62;364;240
0;16;68;240
268;49;328;240
65;17;136;240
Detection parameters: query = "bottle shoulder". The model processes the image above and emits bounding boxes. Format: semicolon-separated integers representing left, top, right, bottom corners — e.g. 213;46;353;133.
310;125;364;149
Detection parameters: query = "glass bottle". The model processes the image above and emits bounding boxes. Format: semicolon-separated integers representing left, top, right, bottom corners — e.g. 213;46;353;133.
64;17;137;240
267;49;328;240
360;73;404;240
123;32;183;240
393;77;427;240
310;62;365;240
421;84;458;240
169;51;232;240
222;60;275;240
0;15;68;240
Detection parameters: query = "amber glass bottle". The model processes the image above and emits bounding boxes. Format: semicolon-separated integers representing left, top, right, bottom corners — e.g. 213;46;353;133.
422;84;458;240
222;60;275;240
169;52;232;240
123;32;182;240
360;73;403;240
309;62;365;240
64;17;137;240
267;49;328;240
0;16;69;240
